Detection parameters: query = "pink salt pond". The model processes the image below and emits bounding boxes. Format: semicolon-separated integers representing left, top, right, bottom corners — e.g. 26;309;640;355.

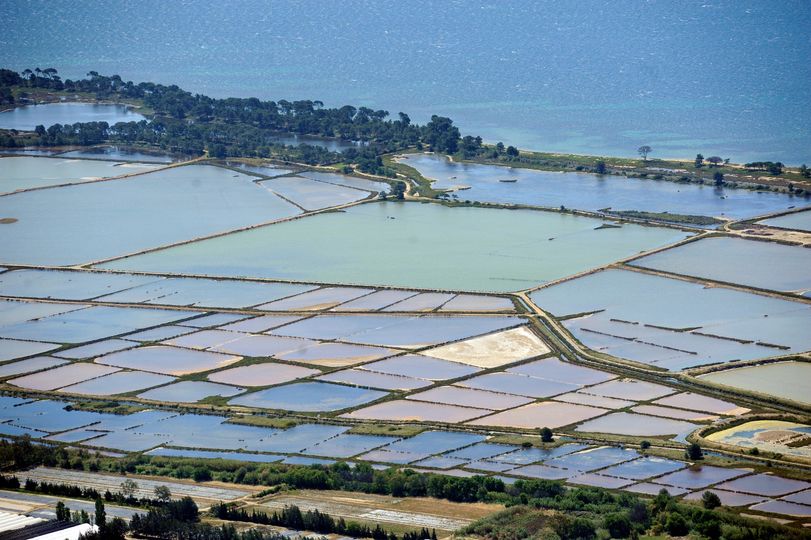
467;401;608;429
208;363;320;387
96;345;241;375
341;399;492;423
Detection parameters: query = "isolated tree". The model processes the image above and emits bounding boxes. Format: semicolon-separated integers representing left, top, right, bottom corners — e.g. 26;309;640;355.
540;427;554;443
702;490;722;509
686;442;704;460
496;142;505;154
595;160;607;174
694;154;704;168
154;485;172;503
506;145;519;157
707;156;723;167
640;440;651;450
120;479;138;498
637;145;652;161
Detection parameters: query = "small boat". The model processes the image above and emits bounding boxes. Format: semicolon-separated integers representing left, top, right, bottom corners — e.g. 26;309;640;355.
499;178;518;183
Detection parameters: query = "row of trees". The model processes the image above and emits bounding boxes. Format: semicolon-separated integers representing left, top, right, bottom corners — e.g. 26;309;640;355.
212;502;437;540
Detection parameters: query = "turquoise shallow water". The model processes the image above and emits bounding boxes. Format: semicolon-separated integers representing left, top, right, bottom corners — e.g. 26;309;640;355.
2;1;808;163
100;201;689;292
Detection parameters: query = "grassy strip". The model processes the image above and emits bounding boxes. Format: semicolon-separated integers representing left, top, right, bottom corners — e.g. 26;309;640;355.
227;415;300;429
346;423;426;437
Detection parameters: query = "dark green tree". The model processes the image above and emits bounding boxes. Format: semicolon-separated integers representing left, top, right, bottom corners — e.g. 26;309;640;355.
702;490;721;509
686;443;704;460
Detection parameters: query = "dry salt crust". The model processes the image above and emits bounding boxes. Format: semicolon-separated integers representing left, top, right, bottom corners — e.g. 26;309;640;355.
421;326;549;369
208;363;320;387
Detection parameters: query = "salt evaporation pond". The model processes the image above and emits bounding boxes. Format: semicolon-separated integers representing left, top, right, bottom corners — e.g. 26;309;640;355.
228;381;386;411
0;103;145;131
631;236;811;294
0;305;189;343
759;210;811;232
0;156;153;193
0;164;300;266
400;154;806;221
138;381;244;403
98;276;316;309
698;362;811;405
529;268;811;370
59;146;175;163
100;202;690;292
298;172;390;193
259;176;372;210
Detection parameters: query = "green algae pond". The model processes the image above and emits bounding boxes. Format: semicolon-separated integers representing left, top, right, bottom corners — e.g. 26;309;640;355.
101;201;689;292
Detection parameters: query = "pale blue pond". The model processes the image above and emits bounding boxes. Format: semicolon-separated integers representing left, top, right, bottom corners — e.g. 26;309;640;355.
259;176;372;210
99;201;689;293
444;443;517;461
91;409;178;431
400;154;807;221
276;314;524;349
546;447;640;472
600;457;687;480
631;236;811;294
302;433;398;458
228;382;387;412
225;162;296;177
654;465;750;490
0;269;161;300
58;371;176;396
54;339;135;359
60;146;176;163
298;172;390;193
381;431;485;455
759;210;811;233
255;424;349;454
0;338;60;361
0;103;145;131
0;356;68;377
0;422;47;437
492;443;590;465
0;156;151;193
0;305;189;343
138;381;245;403
530;268;811;369
97;275;316;309
0;164;300;266
146;447;283;463
0;299;85;326
266;132;364;152
0;399;108;432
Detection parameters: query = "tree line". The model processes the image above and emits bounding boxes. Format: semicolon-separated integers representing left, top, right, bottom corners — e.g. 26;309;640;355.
0;67;463;173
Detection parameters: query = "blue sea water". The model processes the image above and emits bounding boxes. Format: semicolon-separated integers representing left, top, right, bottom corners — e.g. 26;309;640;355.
1;0;809;163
